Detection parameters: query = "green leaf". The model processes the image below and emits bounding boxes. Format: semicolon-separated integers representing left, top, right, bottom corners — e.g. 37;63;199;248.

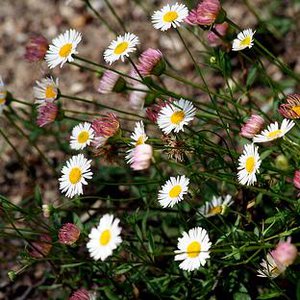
257;291;283;299
246;65;258;88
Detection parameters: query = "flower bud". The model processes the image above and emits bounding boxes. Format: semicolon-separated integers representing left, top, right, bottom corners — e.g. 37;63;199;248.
24;35;49;62
293;170;300;189
131;144;153;171
185;0;221;26
271;238;298;267
58;223;81;245
240;114;264;139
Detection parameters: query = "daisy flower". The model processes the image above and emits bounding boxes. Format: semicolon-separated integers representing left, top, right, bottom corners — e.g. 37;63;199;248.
174;227;211;272
104;33;139;65
157;98;196;134
70;122;95;150
253;119;295;143
130;121;148;147
237;143;261;186
151;3;189;32
158;175;189;208
59;154;93;198
257;253;286;278
279;94;300;119
232;28;255;51
87;214;122;261
125;121;148;164
33;77;59;106
45;29;82;69
199;195;233;218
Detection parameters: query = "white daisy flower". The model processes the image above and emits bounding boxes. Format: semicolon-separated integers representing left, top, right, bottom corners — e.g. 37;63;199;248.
237;143;261;186
130;121;148;146
151;3;189;32
70;122;95;150
253;119;295;143
45;29;82;69
87;214;122;261
104;33;139;65
158;175;189;208
174;227;211;272
199;195;233;218
125;121;148;164
59;154;93;198
33;77;59;106
257;253;286;278
157;99;196;134
232;28;255;51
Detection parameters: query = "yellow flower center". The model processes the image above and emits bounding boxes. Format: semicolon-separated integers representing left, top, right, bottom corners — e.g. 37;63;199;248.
69;167;82;184
267;129;282;139
59;43;72;58
163;11;178;22
77;131;90;144
208;205;223;215
99;229;111;246
0;98;6;105
114;42;129;55
245;156;255;173
169;185;182;198
240;36;251;47
187;241;201;258
292;106;300;116
136;136;145;146
170;111;185;125
45;85;56;99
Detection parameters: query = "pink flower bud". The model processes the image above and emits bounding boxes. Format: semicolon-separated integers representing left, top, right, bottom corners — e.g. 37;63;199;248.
24;35;49;62
36;103;58;127
271;237;298;267
207;22;228;47
58;223;81;245
137;48;165;76
185;0;221;26
293;170;300;189
131;144;153;171
240;114;264;139
92;113;120;148
97;70;125;94
69;288;91;300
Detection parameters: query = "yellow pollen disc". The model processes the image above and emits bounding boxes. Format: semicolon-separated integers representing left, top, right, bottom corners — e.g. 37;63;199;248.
169;185;182;198
59;43;72;58
267;129;282;139
77;131;90;144
208;205;223;215
292;106;300;116
240;36;251;47
163;11;178;22
170;111;185;125
245;156;255;173
114;42;129;55
187;241;201;258
99;229;111;246
45;85;56;99
136;136;144;146
69;167;82;184
0;98;5;105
